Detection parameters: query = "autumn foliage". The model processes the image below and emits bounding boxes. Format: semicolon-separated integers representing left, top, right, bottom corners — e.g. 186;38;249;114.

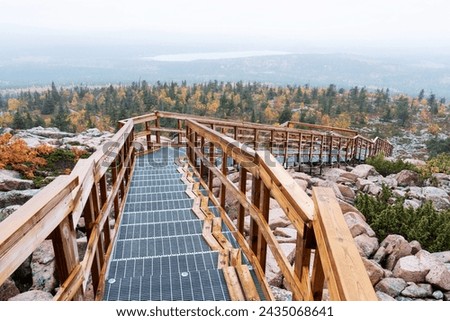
0;133;54;178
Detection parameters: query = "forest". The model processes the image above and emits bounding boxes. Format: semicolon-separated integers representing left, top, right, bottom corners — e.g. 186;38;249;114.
0;81;448;138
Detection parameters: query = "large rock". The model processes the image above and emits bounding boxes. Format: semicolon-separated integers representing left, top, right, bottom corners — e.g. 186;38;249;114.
362;258;384;286
431;251;450;263
265;244;296;287
0;170;34;191
351;164;379;179
375;277;407;297
404;159;426;167
356;178;381;195
0;189;40;209
316;180;344;200
417;250;450;291
8;290;53;301
338;200;366;219
379;235;413;270
273;227;297;243
269;207;291;229
401;283;433;298
392;255;429;283
322;168;347;182
428;197;450;211
376;291;396;301
354;234;379;258
0;278;20;301
395;170;420;187
344;212;376;238
337;184;355;201
337;172;359;184
30;240;57;292
422;186;449;199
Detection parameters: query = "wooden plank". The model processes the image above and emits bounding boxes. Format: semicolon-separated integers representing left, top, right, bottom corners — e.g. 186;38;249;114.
0;176;78;255
230;248;242;266
312;187;377;301
222;266;245;301
0;185;76;286
51;215;82;300
235;264;260;301
218;250;229;269
212;217;233;249
202;219;222;251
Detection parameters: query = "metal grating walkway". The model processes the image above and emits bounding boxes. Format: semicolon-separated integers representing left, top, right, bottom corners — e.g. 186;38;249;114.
103;147;252;301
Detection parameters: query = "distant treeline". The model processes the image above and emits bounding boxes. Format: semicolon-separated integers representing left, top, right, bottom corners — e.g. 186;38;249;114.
0;81;447;134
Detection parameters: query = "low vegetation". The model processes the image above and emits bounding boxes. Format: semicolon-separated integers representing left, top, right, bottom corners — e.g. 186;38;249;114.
0;133;90;187
365;153;418;176
355;185;450;252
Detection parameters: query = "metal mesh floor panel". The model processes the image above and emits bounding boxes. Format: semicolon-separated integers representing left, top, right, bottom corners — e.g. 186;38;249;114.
124;199;193;212
118;220;203;240
120;209;198;225
128;184;187;195
112;234;212;260
127;191;190;203
107;251;220;278
104;269;230;301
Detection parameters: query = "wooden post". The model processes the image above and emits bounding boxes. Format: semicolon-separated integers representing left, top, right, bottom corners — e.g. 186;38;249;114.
328;137;333;166
220;150;228;209
283;132;289;168
208;142;215;190
257;184;270;272
269;130;274;155
111;159;120;219
298;132;303;167
254;129;258;150
52;215;83;300
237;167;247;234
145;121;152;151
177;119;183;145
200;136;206;179
155;113;161;145
249;176;261;254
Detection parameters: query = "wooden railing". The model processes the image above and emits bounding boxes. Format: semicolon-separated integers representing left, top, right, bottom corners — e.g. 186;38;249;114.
0;119;136;300
0;111;386;301
129;111;393;166
184;119;377;300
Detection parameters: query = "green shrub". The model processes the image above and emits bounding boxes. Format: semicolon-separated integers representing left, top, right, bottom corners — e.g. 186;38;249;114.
421;153;450;177
425;137;450;157
355;185;450;252
366;153;418;176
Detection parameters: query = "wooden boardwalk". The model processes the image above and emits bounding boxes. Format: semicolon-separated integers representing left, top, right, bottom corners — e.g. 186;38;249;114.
0;111;389;301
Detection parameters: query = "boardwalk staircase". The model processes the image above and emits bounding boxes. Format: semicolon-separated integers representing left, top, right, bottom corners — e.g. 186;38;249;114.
0;111;393;301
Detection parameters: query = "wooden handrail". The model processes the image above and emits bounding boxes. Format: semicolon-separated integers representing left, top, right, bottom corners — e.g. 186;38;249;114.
185;118;377;301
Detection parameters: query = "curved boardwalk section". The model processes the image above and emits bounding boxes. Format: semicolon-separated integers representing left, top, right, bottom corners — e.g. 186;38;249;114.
103;148;263;301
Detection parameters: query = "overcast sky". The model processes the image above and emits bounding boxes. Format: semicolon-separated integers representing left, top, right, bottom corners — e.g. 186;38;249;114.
1;0;450;54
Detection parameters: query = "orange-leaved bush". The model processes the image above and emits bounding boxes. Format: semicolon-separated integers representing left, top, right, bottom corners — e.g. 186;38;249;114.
0;133;54;178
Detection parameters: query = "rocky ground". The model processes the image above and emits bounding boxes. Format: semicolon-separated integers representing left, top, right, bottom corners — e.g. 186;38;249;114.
1;127;449;301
